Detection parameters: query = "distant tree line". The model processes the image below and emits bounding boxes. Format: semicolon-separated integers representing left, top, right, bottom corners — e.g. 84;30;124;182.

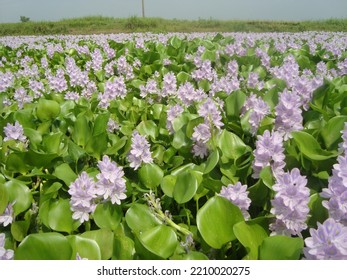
20;16;30;23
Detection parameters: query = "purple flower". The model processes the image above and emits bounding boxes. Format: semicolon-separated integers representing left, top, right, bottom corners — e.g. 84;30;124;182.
0;233;14;260
275;89;303;140
107;119;120;133
198;98;224;130
166;104;184;134
192;123;211;144
177;82;197;106
304;218;347;260
68;171;101;223
220;182;251;219
241;94;270;135
0;202;14;227
252;130;286;178
140;79;158;98
14;87;32;109
270;168;310;236
162;72;177;97
247;72;260;89
3;121;27;143
192;141;208;159
339;122;347;153
321;155;347;225
96;155;127;205
128;131;153;170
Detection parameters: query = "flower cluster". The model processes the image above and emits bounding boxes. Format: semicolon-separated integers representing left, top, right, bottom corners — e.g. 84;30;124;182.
275;89;303;140
68;156;127;223
0;202;14;227
166;104;183;134
252;130;285;178
68;171;100;223
321;123;347;225
191;98;224;158
241;94;270;135
96;155;127;205
270;168;310;236
128;131;153;170
0;233;14;260
219;182;251;219
304;218;347;260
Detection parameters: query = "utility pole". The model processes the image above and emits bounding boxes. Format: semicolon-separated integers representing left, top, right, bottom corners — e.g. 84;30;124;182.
142;0;145;18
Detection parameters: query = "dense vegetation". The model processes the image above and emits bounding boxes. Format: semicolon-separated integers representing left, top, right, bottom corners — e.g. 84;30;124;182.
0;16;347;36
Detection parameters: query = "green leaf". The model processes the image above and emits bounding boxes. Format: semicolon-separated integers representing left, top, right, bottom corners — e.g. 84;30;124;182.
197;196;244;249
53;163;77;186
173;170;198;204
47;199;80;233
233;221;268;260
36;99;61;121
72;113;90;147
292;131;338;161
93;112;110;136
169;36;182;49
42;132;63;154
125;203;161;234
138;163;164;189
11;220;30;242
204;150;219;174
218;129;249;160
4;180;32;215
67;235;101;260
259;235;304;260
81;229;114;260
0;183;9;214
321;116;347;150
15;232;72;260
177;72;190;83
171;251;209;260
5;153;30;173
113;225;135;260
160;175;176;197
93;202;123;231
138;225;178;259
259;166;274;189
225;90;246;118
307;193;329;228
137;120;158;140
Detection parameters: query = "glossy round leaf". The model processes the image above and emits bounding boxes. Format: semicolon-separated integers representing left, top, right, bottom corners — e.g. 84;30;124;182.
93;201;123;231
36;99;61;121
81;229;114;260
259;235;304;260
218;129;248;160
125;203;161;234
197;196;244;249
53;163;77;186
138;225;178;259
0;183;8;214
138;163;164;189
67;235;101;260
292;131;338;161
4;180;32;215
233;221;268;260
173;171;198;204
47;199;80;233
15;232;72;260
160;175;176;197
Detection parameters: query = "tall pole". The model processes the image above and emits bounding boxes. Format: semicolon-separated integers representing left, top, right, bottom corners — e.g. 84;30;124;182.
142;0;145;18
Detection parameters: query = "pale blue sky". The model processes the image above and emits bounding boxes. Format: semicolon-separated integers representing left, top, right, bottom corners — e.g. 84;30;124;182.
0;0;346;23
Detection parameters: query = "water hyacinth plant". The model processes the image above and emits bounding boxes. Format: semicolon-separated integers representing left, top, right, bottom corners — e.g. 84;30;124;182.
1;31;347;260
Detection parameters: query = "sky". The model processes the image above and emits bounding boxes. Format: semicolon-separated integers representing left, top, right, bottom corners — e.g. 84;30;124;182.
0;0;346;23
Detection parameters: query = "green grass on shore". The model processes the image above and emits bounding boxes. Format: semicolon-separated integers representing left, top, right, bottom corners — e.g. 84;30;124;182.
1;16;347;36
